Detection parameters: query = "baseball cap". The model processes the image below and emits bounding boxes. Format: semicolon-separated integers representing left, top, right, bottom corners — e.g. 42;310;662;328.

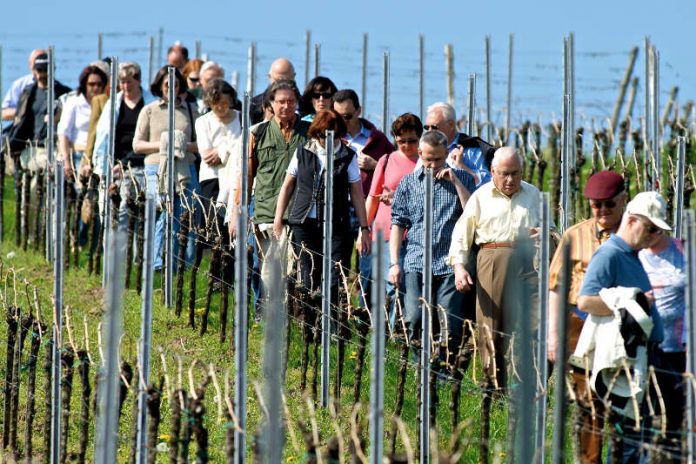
33;53;49;72
625;191;672;231
584;171;624;200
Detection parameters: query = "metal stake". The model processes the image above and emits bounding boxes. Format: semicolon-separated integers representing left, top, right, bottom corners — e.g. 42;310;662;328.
362;33;368;116
304;30;311;87
233;92;251;464
652;47;661;191
506;34;513;144
98;32;103;59
102;57;118;287
467;73;476;136
135;179;157;464
560;94;571;233
419;34;425;121
534;192;551;463
550;245;571;464
675;137;686;239
445;43;454;107
195;40;201;59
320;130;335;408
685;210;696;464
157;27;163;68
382;52;390;134
644;37;652;190
420;168;434;463
246;43;256;98
314;43;321;77
46;46;55;262
262;241;286;463
94;230;126;464
148;35;155;85
164;66;175;308
485;35;492;142
49;160;65;464
369;233;386;464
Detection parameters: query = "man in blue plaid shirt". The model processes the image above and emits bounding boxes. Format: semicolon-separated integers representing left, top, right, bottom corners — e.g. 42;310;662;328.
388;130;479;360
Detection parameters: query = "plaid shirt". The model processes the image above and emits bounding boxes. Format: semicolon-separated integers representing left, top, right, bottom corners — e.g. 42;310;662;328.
392;167;477;275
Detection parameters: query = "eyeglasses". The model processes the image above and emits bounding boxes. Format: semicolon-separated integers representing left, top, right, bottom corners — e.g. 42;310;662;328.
396;138;419;145
311;92;333;100
188;76;200;82
631;215;662;234
423;124;439;131
590;200;617;210
340;113;354;121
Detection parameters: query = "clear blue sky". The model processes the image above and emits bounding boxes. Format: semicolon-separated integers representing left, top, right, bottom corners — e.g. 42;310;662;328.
2;0;695;130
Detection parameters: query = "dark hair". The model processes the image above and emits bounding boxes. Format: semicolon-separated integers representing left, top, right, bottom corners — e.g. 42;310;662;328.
264;79;301;104
167;44;189;61
332;89;360;110
203;78;237;108
150;66;187;98
307;109;347;140
299;76;337;117
391;113;423;139
77;65;107;95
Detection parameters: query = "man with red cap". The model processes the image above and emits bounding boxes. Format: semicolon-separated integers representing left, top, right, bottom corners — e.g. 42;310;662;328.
547;170;626;463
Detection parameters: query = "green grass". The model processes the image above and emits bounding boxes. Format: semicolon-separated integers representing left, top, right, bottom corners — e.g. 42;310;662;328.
0;174;572;462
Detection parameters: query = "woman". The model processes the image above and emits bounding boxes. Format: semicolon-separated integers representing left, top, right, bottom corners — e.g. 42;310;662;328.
195;78;242;244
57;64;108;179
273;109;370;301
183;58;204;95
299;76;337;122
133;65;199;269
364;113;423;324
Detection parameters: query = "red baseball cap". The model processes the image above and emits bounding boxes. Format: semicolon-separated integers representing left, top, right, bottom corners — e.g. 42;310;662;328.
584;171;624;200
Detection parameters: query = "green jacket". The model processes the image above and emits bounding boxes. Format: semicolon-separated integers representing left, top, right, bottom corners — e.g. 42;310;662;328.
251;117;309;224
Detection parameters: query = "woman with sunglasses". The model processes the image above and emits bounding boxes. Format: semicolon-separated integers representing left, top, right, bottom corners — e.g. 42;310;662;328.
58;64;108;179
363;113;423;325
273;109;370;306
299;76;337;122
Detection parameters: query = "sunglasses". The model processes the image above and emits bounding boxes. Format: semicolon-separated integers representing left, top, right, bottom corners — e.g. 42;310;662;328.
340;113;354;121
188;76;200;82
87;81;104;87
423;124;439;131
396;138;419;145
312;92;332;100
590;200;617;209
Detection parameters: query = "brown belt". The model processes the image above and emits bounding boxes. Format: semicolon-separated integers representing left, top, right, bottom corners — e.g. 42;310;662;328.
480;242;514;249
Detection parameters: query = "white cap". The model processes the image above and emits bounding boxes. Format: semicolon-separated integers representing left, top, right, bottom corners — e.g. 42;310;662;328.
625;191;671;231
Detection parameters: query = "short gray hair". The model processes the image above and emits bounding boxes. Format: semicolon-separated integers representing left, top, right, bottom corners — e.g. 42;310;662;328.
491;147;523;169
119;62;141;82
201;60;224;76
419;130;449;152
426;101;456;123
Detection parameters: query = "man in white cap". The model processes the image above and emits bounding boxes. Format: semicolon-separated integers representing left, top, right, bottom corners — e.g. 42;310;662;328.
577;191;668;462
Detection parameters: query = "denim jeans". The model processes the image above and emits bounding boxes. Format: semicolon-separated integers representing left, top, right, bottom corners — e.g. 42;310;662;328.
403;272;465;350
144;164;198;270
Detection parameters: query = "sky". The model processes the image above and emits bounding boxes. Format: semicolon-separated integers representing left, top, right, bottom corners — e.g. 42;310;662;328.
2;0;695;132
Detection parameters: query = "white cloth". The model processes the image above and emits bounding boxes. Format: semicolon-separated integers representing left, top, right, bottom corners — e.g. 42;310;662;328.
57;93;92;146
570;286;653;419
2;74;34;110
194;110;242;184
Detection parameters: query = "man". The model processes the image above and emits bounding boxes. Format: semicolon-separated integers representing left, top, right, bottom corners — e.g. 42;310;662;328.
389;130;475;357
250;58;296;124
449;147;554;388
333;89;394;302
545;170;626;463
167;42;189;71
231;79;309;318
199;61;225;89
6;52;70;242
420;102;493;187
1;49;46;121
577;191;667;462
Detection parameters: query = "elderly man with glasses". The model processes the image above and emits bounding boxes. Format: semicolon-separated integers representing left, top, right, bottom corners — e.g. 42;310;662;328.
577;191;667;463
545;170;625;463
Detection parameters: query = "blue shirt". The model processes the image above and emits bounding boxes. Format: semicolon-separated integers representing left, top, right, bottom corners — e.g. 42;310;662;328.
579;234;664;342
391;167;476;275
343;123;371;154
414;133;491;188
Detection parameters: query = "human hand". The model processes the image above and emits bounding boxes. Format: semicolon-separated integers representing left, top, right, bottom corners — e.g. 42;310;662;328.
357;229;371;256
357;151;377;171
450;144;465;169
435;168;458;184
272;219;284;240
547;330;558;364
379;186;394;206
388;263;401;287
202;149;222;166
454;264;473;293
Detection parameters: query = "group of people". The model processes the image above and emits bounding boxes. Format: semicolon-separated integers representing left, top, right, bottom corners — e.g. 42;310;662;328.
1;42;687;463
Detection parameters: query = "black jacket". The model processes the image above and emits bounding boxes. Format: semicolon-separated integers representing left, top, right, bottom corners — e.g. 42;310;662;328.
455;132;496;171
6;80;71;152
